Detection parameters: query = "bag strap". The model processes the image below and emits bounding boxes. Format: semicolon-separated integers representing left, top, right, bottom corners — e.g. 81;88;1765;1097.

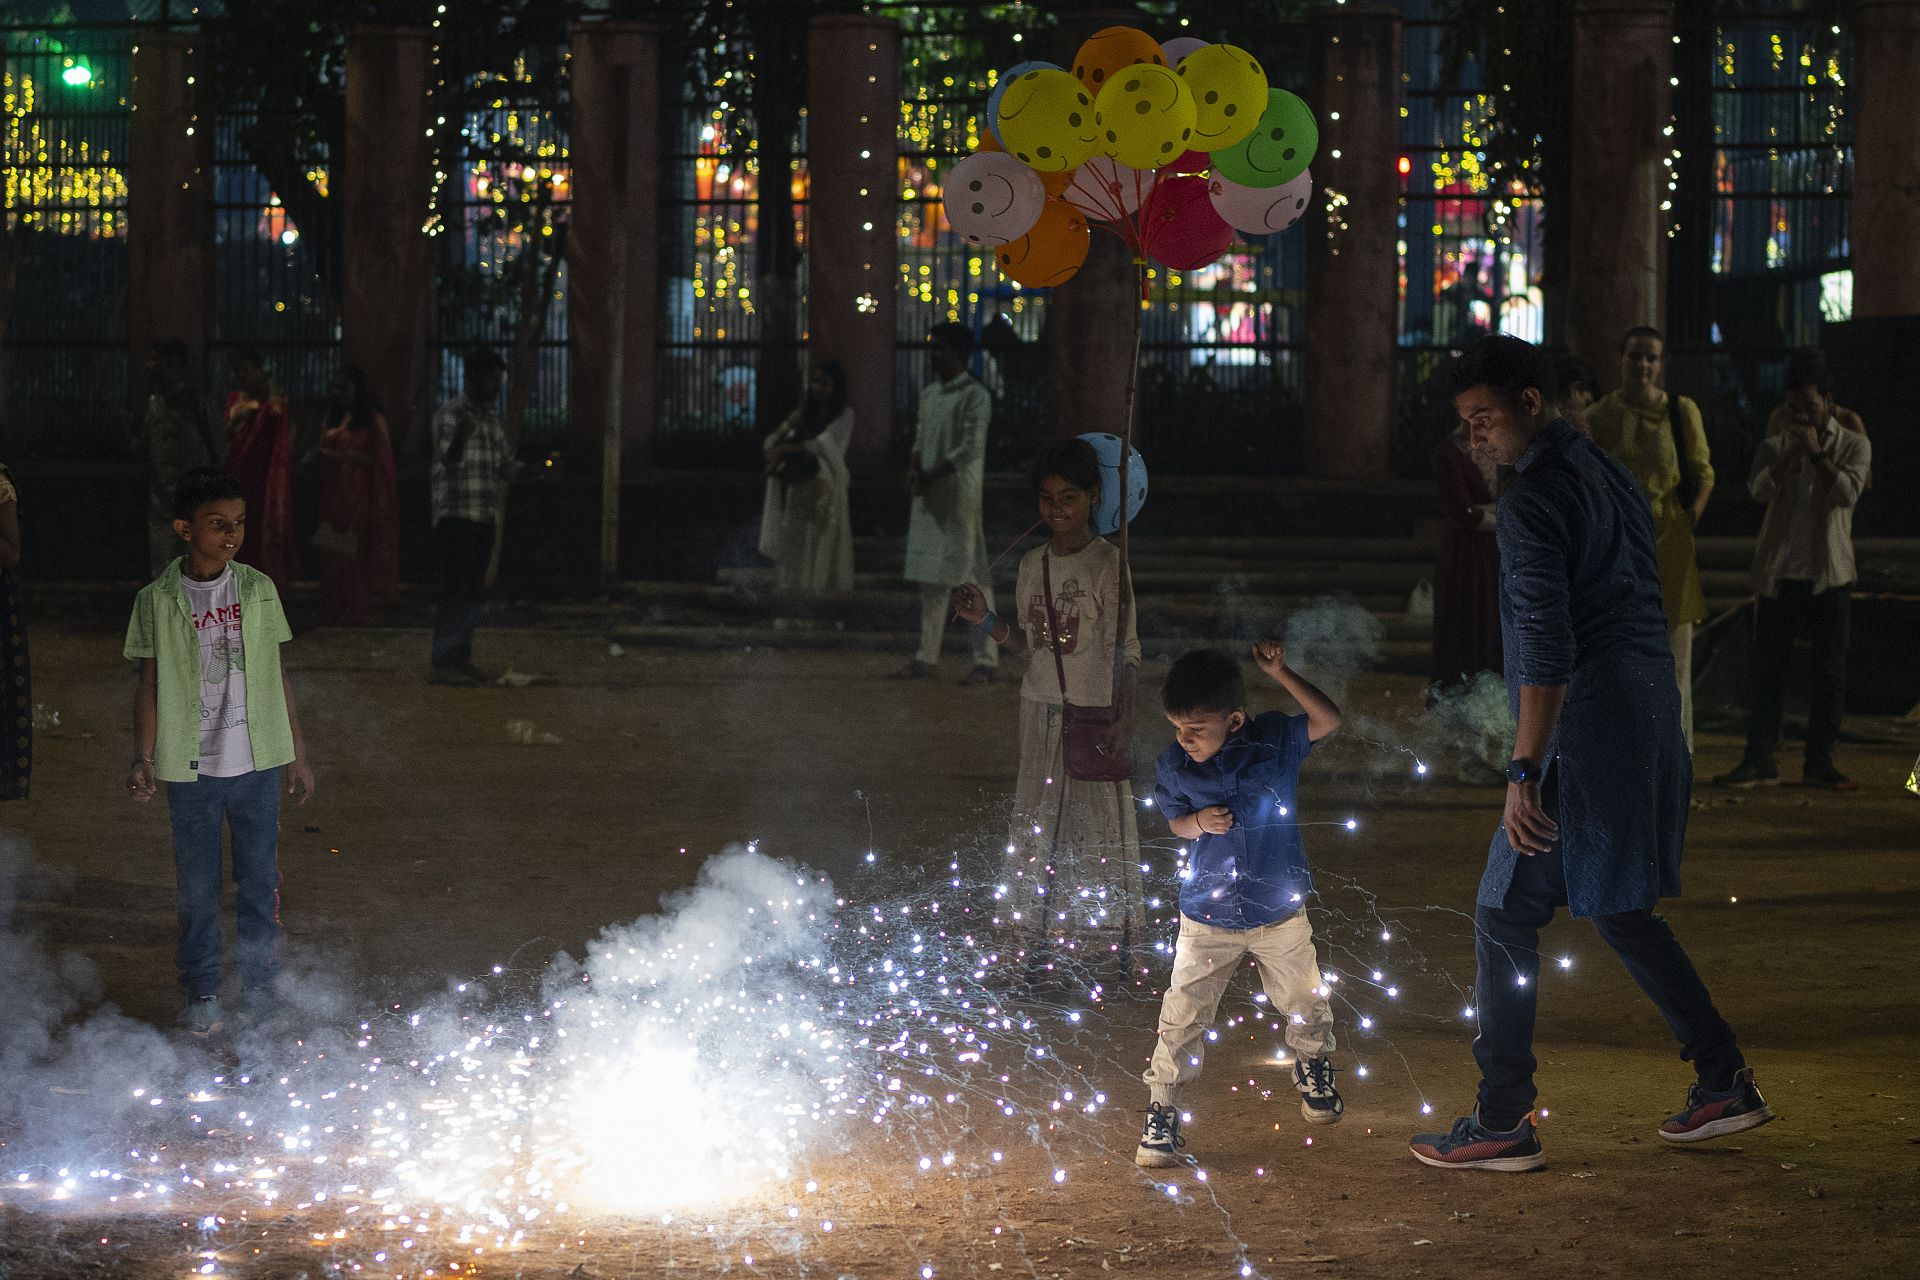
1041;552;1074;709
1666;393;1693;491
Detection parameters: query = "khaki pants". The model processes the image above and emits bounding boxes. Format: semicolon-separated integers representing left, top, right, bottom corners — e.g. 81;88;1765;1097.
1670;621;1694;753
1143;912;1335;1108
916;582;997;668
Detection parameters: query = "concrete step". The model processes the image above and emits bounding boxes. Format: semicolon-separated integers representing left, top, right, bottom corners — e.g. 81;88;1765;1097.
603;620;1436;673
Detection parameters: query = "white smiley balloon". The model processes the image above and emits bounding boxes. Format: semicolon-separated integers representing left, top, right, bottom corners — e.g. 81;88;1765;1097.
942;151;1048;246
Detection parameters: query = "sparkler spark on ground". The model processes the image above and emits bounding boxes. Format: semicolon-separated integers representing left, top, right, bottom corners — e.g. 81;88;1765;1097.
1;693;1575;1279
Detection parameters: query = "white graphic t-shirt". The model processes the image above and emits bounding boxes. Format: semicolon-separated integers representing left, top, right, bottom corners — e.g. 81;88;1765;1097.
182;566;255;777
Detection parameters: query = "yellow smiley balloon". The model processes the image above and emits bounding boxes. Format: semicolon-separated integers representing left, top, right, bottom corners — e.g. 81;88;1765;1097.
1175;43;1268;151
995;67;1099;173
1093;63;1197;172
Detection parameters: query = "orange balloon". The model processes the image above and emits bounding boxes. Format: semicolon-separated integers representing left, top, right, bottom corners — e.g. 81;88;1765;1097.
995;200;1090;288
975;129;1072;195
1071;26;1166;95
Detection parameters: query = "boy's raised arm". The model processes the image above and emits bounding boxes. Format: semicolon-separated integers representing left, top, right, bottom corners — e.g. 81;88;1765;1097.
1252;641;1342;741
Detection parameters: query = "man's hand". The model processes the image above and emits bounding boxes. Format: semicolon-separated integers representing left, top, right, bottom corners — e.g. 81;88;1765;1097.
1251;640;1288;682
1794;423;1821;456
950;583;989;626
1502;781;1558;856
286;758;317;805
1197;804;1235;835
127;761;156;803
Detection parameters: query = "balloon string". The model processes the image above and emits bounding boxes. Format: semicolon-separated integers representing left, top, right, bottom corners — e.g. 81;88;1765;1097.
949;517;1047;623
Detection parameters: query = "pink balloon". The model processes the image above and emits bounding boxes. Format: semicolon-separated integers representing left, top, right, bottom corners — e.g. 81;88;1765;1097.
1164;148;1210;175
1062;155;1158;223
1208;167;1313;235
1140;174;1234;271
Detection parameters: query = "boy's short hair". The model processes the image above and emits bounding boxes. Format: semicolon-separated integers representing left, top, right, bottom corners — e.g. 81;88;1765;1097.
1162;648;1245;716
1447;334;1553;410
929;321;974;354
1030;436;1102;496
1619;323;1665;352
151;339;190;365
173;467;245;521
464;346;508;380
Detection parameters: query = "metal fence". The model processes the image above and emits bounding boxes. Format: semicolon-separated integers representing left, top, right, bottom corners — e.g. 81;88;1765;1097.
1;25;130;457
0;7;1861;480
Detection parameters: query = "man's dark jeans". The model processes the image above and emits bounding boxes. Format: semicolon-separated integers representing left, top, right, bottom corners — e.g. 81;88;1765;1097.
1745;579;1851;770
168;768;282;999
1472;837;1745;1131
431;517;494;669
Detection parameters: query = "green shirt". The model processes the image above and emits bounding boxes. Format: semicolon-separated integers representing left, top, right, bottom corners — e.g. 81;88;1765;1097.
124;559;295;783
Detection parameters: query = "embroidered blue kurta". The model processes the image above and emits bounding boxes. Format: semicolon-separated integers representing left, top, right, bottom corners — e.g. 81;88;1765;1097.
1482;418;1691;919
1154;712;1315;929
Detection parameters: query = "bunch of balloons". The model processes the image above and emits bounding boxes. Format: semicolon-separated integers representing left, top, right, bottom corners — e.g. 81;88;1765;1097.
940;25;1319;289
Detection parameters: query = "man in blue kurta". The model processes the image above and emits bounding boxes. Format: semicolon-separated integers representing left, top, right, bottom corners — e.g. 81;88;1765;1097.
1411;335;1775;1173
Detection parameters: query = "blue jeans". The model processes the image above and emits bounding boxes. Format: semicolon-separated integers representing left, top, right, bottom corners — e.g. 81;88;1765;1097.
167;768;282;999
1471;838;1744;1131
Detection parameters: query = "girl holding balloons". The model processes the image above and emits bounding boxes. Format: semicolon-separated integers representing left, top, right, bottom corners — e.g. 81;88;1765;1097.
952;437;1147;980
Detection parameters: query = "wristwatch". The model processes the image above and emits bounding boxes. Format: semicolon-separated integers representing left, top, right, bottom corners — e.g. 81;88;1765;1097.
1504;758;1540;785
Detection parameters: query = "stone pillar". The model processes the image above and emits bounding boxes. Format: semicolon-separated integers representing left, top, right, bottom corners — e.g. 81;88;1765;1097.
1305;4;1402;479
569;21;660;469
127;31;212;407
1568;0;1673;388
1851;0;1920;318
1043;8;1141;446
343;28;435;450
807;14;900;474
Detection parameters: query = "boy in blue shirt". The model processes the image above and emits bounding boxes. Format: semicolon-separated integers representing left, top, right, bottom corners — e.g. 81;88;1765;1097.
126;468;315;1036
1137;644;1344;1168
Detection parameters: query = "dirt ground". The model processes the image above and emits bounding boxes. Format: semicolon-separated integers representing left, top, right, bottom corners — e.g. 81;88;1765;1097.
2;619;1917;1279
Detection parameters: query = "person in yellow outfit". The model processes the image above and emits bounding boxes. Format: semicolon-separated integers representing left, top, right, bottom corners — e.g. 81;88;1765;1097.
1587;325;1712;751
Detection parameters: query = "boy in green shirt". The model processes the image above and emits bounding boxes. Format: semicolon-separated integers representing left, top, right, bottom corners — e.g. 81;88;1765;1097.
125;468;315;1035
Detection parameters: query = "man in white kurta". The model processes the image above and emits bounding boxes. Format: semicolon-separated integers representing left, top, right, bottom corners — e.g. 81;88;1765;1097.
900;324;997;681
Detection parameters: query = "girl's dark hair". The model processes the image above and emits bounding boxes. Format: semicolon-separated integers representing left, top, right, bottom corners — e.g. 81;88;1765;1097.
464;346;508;380
1030;437;1102;497
795;359;849;439
1783;345;1829;394
173;467;245;520
336;364;381;429
929;321;974;354
1162;648;1245;716
1447;334;1553;407
1620;324;1665;352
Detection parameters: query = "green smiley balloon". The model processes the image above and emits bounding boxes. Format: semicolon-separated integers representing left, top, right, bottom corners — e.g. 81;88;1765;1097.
1210;88;1317;189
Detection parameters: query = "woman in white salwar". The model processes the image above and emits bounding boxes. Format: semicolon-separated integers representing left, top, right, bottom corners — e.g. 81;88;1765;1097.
758;360;855;593
952;439;1147;982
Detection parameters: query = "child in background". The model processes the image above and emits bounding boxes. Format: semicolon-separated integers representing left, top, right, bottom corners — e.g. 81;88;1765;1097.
1137;645;1344;1167
126;468;315;1035
952;437;1146;976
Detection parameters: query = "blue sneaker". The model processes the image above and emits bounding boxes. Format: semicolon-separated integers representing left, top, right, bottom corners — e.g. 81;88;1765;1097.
1659;1067;1776;1143
178;996;224;1037
1409;1110;1545;1172
1134;1103;1187;1168
1293;1056;1344;1125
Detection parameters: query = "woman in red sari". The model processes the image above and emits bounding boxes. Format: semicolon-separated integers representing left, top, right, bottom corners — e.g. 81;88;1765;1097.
315;365;400;626
223;349;296;589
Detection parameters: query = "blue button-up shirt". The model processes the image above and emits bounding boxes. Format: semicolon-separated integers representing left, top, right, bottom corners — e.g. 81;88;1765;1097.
1483;417;1690;918
1154;712;1315;929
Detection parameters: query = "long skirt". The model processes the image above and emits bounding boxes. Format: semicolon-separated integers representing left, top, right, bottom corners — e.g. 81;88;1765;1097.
999;699;1147;965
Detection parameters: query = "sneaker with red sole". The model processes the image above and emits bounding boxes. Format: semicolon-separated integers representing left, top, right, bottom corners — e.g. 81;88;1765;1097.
1409;1110;1545;1172
1658;1067;1776;1143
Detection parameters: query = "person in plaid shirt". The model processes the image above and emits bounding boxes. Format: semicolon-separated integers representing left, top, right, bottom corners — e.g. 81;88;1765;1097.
429;348;517;685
